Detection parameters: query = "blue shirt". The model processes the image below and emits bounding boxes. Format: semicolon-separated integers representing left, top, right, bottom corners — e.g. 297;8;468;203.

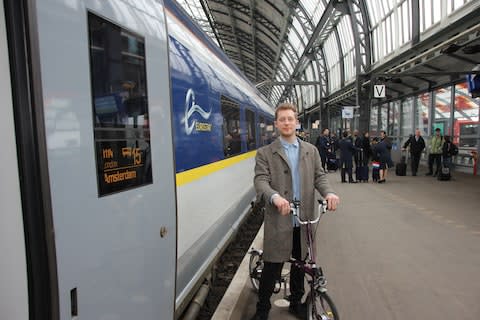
280;137;300;201
280;137;301;227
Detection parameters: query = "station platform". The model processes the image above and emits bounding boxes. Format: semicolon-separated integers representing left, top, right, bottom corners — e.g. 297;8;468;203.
212;166;480;320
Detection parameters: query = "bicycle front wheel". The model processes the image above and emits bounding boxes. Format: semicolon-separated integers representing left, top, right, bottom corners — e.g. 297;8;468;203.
307;291;339;320
248;251;263;292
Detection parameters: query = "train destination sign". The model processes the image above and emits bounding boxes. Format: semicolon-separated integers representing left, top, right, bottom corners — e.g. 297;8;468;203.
96;140;152;196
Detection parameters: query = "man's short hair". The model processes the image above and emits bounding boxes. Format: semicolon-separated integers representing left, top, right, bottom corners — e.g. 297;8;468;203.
435;128;441;131
275;103;297;120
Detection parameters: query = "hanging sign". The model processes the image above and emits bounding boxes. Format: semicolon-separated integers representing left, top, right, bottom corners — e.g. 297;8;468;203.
342;106;354;119
374;85;386;98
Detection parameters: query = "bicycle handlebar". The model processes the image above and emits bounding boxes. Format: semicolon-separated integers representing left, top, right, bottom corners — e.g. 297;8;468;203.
290;200;327;225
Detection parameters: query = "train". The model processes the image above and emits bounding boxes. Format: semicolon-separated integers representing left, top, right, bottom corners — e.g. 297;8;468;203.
0;0;274;319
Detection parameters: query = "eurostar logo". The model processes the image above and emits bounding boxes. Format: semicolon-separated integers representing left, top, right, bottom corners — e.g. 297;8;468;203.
182;89;212;135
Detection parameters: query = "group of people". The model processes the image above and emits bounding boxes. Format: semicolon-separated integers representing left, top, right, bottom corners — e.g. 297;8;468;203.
315;126;459;183
402;127;458;177
315;128;394;183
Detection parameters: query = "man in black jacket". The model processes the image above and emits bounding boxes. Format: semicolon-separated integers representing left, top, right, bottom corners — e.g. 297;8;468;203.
315;128;331;171
402;129;426;176
339;131;358;183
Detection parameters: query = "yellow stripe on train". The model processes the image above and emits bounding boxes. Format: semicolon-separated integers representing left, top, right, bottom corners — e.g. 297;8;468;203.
175;151;257;186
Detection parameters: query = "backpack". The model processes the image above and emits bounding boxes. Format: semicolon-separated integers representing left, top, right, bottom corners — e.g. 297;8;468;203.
450;143;459;156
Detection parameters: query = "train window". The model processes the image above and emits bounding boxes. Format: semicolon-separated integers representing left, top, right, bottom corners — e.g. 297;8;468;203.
221;96;241;157
259;116;266;146
259;116;274;146
88;13;152;196
245;109;256;151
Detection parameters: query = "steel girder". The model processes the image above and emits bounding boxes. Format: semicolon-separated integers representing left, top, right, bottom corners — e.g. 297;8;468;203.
287;3;328;108
277;0;345;104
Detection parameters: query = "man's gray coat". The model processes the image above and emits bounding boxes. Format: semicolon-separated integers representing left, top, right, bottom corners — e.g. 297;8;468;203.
254;138;335;262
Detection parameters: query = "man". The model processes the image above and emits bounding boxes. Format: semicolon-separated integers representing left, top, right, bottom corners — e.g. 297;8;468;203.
352;129;363;174
252;103;340;320
315;128;331;171
426;128;444;176
402;129;426;176
338;130;358;183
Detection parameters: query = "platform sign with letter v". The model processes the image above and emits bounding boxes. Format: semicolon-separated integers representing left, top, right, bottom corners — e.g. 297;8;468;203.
374;85;386;98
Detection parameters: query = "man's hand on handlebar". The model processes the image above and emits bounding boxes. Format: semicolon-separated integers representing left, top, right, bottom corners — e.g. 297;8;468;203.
272;195;291;216
324;193;340;211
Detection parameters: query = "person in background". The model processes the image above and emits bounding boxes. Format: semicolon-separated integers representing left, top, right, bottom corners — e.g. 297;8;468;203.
362;132;371;165
252;103;340;320
380;130;394;170
330;132;339;154
426;128;444;177
372;134;392;183
402;128;426;176
338;130;358;183
315;128;331;171
353;129;363;172
442;135;457;171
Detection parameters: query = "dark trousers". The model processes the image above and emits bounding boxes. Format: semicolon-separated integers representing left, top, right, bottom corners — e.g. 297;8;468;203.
341;166;354;182
354;152;360;169
256;227;304;315
411;153;421;175
320;152;327;171
428;154;442;174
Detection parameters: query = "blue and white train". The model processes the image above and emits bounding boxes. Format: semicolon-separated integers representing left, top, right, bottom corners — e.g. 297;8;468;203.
0;0;274;319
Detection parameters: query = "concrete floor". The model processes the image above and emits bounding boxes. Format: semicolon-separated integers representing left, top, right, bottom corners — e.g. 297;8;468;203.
212;166;480;320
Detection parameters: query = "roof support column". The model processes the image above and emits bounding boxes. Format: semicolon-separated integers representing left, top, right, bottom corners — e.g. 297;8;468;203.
412;0;420;45
347;0;372;133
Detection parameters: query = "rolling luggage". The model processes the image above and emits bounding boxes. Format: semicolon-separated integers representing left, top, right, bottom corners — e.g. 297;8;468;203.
326;152;338;171
355;149;369;182
437;166;451;181
395;155;407;176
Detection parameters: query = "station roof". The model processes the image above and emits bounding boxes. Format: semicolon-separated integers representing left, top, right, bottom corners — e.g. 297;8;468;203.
177;0;480;116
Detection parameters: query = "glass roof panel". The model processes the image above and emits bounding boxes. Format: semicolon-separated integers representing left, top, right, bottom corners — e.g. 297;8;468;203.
292;18;308;47
299;0;327;26
176;0;219;46
281;54;295;75
323;33;339;71
366;0;416;63
288;22;306;52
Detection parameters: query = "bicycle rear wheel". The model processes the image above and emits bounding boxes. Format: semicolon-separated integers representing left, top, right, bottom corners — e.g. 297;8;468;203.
307;291;339;320
248;251;263;292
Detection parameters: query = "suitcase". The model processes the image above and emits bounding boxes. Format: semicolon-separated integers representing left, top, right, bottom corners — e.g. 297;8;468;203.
437;166;451;181
327;157;338;171
355;149;369;182
326;152;338;171
356;166;369;182
395;163;407;176
395;154;407;176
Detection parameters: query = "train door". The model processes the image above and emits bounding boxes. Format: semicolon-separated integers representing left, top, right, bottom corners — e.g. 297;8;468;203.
34;1;176;319
0;2;29;319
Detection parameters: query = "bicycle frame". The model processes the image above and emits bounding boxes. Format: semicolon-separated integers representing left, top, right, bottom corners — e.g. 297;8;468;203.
249;199;338;319
289;200;327;289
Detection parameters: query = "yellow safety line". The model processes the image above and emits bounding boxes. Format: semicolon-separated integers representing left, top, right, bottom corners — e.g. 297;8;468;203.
176;151;257;186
